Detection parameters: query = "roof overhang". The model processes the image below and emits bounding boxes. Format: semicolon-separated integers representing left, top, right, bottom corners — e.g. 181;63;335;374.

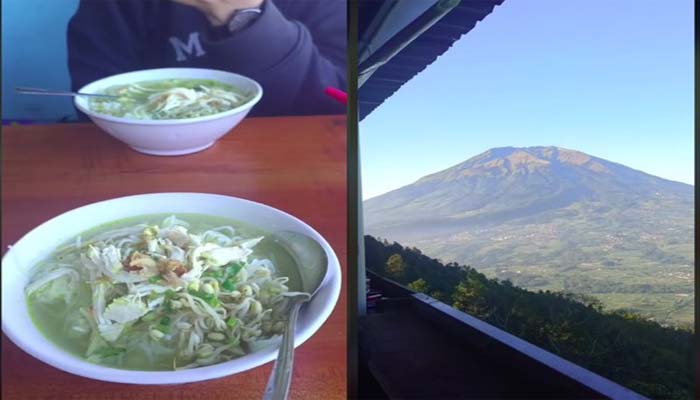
359;0;506;120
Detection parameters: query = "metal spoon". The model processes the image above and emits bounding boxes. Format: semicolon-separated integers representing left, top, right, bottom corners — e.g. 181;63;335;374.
15;87;118;99
261;231;329;400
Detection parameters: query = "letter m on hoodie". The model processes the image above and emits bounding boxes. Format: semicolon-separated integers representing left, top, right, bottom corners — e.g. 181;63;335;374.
169;32;206;61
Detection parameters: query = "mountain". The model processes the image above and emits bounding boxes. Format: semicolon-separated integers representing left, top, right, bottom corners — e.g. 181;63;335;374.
364;146;694;325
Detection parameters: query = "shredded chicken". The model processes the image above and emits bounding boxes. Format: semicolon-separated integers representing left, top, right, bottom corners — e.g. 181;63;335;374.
89;79;250;120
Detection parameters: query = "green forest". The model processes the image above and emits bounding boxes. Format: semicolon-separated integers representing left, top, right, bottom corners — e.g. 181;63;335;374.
365;235;694;400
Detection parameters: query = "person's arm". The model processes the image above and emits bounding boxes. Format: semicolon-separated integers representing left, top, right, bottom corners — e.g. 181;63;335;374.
67;0;149;98
183;0;346;116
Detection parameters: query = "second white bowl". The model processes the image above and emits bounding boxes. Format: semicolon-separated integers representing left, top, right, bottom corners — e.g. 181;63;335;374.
75;68;263;156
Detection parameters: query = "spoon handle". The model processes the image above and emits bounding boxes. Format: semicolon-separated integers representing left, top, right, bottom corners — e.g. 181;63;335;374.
263;299;304;400
15;87;117;99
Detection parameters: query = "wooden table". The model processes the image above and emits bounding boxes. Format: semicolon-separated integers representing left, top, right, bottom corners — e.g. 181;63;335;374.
1;115;347;400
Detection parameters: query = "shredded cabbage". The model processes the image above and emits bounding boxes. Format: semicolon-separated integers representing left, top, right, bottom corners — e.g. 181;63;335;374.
25;215;295;370
89;79;251;120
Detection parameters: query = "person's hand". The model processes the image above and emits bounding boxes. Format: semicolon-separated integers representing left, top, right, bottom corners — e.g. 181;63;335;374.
172;0;264;26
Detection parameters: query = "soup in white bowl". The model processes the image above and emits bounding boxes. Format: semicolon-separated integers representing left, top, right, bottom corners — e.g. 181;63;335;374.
2;193;340;384
74;69;263;156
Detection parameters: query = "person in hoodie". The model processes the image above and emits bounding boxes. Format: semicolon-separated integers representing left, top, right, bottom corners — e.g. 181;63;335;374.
67;0;346;117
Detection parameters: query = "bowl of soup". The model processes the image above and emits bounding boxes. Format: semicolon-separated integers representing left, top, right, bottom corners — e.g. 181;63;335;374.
75;68;263;156
1;193;341;384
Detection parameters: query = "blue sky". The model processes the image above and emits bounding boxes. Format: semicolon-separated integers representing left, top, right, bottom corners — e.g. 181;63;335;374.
360;0;693;200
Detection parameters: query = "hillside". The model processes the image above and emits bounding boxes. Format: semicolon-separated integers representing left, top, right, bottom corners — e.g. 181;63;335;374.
365;235;693;400
364;146;694;325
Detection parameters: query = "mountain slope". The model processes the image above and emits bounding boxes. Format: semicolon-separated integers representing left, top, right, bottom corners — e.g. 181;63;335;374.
364;146;694;324
365;235;693;400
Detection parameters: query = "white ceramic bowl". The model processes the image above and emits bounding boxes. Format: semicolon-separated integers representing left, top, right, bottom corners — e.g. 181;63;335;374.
1;193;341;384
75;68;263;156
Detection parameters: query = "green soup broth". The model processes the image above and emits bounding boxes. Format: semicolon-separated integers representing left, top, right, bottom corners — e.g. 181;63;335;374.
27;213;300;371
89;78;252;120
